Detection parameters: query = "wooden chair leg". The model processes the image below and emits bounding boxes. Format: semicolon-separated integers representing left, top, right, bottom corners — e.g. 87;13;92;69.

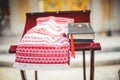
90;50;95;80
20;70;27;80
83;50;86;80
35;71;38;80
118;69;120;80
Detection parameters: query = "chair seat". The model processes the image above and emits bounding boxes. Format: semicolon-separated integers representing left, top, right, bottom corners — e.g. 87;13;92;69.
9;42;101;53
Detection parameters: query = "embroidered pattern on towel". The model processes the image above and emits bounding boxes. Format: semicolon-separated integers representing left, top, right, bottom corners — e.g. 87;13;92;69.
14;16;74;70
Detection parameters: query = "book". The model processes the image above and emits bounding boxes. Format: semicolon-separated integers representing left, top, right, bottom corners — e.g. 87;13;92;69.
68;23;95;56
68;23;95;40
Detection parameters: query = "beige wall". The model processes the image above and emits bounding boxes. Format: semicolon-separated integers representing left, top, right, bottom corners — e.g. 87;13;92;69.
9;0;39;35
90;0;120;33
90;0;102;32
9;0;23;35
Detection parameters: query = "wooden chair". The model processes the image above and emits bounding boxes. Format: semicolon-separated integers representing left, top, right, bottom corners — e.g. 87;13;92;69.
9;10;101;80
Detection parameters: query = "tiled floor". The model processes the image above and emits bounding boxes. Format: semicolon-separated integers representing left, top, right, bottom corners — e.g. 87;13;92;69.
0;65;120;80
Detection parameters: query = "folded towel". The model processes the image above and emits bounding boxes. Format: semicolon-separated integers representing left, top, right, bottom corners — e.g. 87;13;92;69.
14;16;74;70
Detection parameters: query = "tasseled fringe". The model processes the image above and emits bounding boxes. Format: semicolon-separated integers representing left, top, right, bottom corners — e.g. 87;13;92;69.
14;63;70;70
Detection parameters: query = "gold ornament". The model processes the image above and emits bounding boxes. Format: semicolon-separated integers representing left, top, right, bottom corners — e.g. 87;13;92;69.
44;0;62;12
68;0;89;10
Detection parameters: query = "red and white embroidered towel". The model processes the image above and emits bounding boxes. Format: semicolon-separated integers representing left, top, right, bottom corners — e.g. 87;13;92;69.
14;16;74;70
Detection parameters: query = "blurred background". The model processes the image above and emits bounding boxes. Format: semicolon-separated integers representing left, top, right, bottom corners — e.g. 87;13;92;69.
0;0;120;80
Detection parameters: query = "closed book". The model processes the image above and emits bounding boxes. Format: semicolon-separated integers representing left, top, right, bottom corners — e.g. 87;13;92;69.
68;23;95;40
73;39;94;43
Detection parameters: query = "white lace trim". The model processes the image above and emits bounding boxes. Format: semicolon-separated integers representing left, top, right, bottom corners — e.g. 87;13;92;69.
14;63;70;70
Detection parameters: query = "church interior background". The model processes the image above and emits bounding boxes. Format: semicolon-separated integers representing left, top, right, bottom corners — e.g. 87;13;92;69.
0;0;120;36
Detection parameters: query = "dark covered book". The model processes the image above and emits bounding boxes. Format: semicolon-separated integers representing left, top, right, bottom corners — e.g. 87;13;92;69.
68;23;95;40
